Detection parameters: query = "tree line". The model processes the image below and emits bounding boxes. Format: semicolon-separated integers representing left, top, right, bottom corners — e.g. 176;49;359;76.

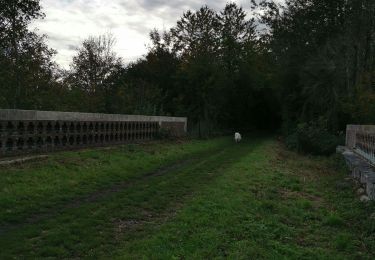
259;0;375;153
1;0;374;152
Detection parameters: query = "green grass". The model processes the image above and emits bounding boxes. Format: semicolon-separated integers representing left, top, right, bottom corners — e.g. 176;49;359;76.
0;136;374;259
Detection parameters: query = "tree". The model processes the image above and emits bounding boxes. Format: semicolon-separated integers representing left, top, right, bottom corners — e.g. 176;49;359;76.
168;6;223;136
216;3;265;129
170;6;220;59
146;30;180;115
218;3;256;74
67;33;123;112
255;0;375;153
0;0;57;109
257;0;374;131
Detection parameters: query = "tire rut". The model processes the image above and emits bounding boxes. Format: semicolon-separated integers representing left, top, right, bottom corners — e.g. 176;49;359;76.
0;147;227;235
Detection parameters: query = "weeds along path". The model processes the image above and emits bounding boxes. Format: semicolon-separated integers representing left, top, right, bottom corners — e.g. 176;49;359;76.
0;137;263;258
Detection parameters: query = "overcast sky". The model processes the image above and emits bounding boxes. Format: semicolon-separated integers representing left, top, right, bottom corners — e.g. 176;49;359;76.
32;0;278;69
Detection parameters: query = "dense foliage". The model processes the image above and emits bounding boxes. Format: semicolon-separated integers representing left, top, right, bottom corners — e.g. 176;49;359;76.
0;0;374;153
258;0;375;153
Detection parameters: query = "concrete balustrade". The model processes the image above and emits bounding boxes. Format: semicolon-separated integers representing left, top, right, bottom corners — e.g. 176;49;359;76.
346;125;375;165
0;109;187;156
339;125;375;200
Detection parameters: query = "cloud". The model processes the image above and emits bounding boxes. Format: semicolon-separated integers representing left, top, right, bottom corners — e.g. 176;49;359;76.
31;0;281;68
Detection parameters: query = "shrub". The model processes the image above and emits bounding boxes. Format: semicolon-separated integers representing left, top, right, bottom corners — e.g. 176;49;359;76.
155;128;172;140
286;118;344;156
285;131;298;150
324;213;345;227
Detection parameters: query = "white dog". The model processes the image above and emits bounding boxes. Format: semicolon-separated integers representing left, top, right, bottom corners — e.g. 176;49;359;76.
234;132;242;143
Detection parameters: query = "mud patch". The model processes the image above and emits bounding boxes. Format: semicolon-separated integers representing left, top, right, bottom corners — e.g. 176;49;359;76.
279;189;324;207
112;200;185;240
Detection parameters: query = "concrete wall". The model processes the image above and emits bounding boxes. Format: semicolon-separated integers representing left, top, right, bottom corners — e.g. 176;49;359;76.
0;109;187;156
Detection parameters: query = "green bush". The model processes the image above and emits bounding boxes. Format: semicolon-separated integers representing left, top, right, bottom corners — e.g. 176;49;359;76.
285;131;299;150
285;118;344;156
155;128;172;139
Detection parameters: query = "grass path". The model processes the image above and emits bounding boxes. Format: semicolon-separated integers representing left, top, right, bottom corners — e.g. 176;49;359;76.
0;136;374;258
